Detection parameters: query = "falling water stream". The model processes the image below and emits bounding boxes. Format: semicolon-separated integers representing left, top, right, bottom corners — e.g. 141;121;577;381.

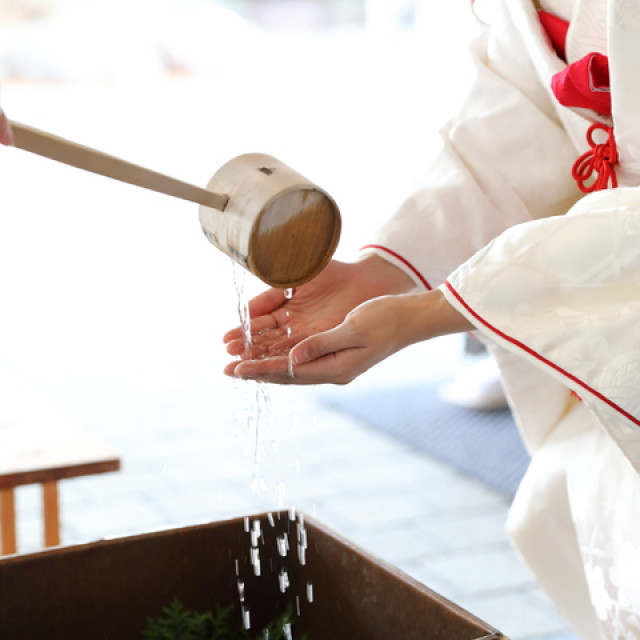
231;263;312;638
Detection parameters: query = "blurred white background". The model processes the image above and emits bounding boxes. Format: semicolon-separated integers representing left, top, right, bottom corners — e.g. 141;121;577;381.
0;0;481;460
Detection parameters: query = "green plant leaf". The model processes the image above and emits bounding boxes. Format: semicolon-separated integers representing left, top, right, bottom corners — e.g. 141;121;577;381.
142;599;307;640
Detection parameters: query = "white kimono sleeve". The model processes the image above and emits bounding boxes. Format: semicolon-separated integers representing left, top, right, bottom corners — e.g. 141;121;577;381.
363;8;581;290
441;187;640;471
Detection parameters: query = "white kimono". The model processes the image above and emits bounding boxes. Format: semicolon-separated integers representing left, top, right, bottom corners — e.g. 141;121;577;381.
364;1;640;637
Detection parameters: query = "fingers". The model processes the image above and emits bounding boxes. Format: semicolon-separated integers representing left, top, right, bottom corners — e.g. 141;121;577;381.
290;324;358;366
225;333;299;359
225;356;301;384
225;324;363;385
222;288;288;345
224;318;303;358
0;110;14;146
226;329;306;363
223;314;279;344
248;287;288;318
225;349;361;386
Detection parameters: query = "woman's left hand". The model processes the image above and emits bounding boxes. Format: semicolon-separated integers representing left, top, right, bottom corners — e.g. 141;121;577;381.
225;289;472;385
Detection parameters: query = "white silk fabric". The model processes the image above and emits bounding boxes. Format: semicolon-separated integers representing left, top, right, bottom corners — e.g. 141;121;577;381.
365;0;640;636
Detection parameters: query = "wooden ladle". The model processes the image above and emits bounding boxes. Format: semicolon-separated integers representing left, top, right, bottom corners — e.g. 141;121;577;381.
9;121;341;288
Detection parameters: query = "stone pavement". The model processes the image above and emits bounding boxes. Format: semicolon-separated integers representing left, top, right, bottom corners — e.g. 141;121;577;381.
10;335;577;640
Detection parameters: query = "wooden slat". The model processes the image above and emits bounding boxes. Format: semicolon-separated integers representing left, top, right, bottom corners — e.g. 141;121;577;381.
0;459;121;490
42;482;60;548
0;488;17;555
0;422;121;489
0;422;120;554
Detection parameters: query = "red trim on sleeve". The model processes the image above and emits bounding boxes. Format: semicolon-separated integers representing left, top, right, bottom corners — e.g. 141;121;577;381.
361;244;432;290
444;280;640;427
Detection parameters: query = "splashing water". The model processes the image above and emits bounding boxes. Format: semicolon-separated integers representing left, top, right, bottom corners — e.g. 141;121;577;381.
278;569;290;593
297;515;308;566
242;606;251;630
282;290;295;378
251;519;261;547
277;533;289;557
285;309;295;379
231;264;317;637
287;353;295;379
250;546;261;576
233;263;253;358
232;262;264;482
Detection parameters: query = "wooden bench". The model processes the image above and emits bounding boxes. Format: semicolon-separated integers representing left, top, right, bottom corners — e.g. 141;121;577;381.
0;421;120;555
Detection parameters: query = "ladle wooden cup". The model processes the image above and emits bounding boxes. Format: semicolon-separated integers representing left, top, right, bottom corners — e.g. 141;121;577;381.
9;121;341;288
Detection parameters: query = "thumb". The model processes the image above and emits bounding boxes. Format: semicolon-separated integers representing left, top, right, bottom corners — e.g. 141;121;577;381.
290;324;356;365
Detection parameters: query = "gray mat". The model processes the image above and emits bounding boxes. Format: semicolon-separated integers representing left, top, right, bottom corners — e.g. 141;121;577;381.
319;384;530;499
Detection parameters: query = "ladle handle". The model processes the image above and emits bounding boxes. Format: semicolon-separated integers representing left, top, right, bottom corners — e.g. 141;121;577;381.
9;121;229;211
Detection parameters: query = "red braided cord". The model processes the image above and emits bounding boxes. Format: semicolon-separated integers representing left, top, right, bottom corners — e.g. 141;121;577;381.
571;122;618;193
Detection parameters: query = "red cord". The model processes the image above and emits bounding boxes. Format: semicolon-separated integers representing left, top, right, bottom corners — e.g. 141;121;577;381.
571;122;618;193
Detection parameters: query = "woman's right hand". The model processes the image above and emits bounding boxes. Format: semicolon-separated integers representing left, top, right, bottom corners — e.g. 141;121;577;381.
226;287;474;386
223;255;416;373
0;109;14;146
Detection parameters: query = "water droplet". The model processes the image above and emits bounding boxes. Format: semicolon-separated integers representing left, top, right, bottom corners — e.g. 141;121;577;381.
250;520;261;547
297;518;308;565
237;580;245;602
284;288;294;299
251;547;261;575
283;622;293;640
242;606;251;630
277;533;289;556
233;262;253;357
307;582;314;603
278;569;290;593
